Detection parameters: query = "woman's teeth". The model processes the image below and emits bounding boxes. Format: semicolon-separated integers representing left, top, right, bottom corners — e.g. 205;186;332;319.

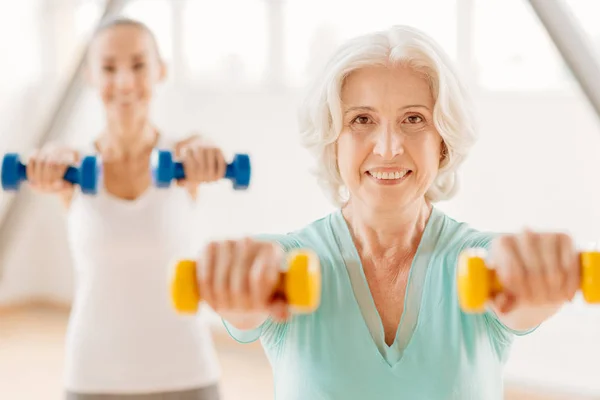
369;170;409;180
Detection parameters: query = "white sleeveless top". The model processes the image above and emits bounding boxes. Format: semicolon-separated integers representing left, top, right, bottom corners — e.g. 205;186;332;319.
64;137;220;394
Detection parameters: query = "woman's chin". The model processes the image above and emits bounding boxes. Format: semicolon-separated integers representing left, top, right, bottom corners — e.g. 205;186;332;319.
109;105;146;121
359;191;415;211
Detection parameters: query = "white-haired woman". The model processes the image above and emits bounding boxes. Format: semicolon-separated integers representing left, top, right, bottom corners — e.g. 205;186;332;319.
194;26;578;399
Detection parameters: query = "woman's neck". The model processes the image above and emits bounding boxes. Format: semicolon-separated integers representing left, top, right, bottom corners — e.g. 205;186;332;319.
97;119;158;160
342;197;432;261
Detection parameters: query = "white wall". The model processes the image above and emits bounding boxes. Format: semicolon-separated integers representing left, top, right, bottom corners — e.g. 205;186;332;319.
2;83;600;393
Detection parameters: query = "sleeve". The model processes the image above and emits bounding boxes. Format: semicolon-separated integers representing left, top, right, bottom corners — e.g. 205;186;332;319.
462;230;538;357
221;232;302;345
223;317;288;346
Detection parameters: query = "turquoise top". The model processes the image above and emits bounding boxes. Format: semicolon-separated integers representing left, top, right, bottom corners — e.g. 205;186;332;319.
224;207;533;399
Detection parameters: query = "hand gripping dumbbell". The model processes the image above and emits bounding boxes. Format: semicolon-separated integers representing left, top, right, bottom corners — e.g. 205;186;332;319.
150;149;251;190
170;249;322;314
1;153;100;195
457;248;600;313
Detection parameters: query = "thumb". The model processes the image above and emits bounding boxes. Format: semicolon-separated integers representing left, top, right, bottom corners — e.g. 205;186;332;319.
268;298;290;323
176;144;193;160
491;292;517;315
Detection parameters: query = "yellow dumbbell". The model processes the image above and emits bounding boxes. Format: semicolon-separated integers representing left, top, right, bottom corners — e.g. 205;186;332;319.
457;248;600;313
171;249;321;314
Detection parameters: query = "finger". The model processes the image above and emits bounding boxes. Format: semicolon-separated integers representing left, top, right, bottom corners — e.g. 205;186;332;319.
268;299;290;323
57;150;78;190
26;150;40;187
492;292;509;314
249;244;281;310
34;151;49;189
186;146;204;184
60;150;77;171
179;146;193;183
198;242;217;308
49;153;68;190
516;230;543;304
560;235;580;301
205;148;218;181
495;292;518;315
492;235;528;303
174;141;189;159
101;145;117;163
215;149;226;180
539;234;566;303
38;151;53;191
229;238;254;311
213;240;235;311
194;146;208;182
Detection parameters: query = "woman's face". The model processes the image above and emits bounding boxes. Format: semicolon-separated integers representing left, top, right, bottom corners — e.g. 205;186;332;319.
86;25;165;123
336;65;443;211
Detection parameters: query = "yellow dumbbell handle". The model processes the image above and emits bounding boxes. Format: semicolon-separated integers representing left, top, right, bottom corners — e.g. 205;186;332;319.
170;249;321;315
458;249;600;313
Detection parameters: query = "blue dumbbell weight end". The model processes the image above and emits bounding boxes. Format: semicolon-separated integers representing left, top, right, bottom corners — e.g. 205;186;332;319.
151;149;251;190
1;153;100;194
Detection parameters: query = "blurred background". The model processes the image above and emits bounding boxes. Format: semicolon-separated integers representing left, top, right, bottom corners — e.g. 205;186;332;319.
1;0;600;399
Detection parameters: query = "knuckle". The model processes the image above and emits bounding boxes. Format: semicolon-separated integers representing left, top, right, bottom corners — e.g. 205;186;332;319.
523;230;538;244
267;241;283;256
558;232;573;248
495;235;513;250
197;271;210;287
249;266;262;287
239;237;252;251
503;268;521;287
548;269;562;282
204;241;218;256
214;292;227;310
224;239;237;252
230;279;243;298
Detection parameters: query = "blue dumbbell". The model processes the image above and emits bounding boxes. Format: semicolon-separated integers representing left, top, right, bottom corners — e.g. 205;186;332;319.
1;153;100;195
150;149;251;190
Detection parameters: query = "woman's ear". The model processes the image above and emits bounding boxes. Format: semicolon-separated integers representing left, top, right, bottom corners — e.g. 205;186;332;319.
439;141;448;161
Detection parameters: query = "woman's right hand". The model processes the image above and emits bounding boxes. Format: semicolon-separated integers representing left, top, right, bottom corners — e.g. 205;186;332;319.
198;238;290;322
26;145;79;193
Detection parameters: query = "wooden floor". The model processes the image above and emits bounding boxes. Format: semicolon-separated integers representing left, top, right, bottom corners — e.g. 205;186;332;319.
0;306;272;400
0;306;596;400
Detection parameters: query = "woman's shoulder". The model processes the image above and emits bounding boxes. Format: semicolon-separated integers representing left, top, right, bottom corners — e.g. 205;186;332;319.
434;208;499;254
253;212;336;253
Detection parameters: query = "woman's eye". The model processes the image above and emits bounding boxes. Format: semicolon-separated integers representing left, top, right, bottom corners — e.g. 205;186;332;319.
405;115;423;124
102;66;115;73
352;115;371;124
133;62;145;70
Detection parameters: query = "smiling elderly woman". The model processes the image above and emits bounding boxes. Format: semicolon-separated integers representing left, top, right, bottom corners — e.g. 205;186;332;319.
194;26;579;399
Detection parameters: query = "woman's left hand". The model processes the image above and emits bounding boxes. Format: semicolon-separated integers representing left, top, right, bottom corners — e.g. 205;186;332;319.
174;134;226;189
488;230;580;314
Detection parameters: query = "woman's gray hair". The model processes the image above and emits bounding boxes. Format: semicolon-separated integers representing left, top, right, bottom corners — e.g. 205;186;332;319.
298;25;478;206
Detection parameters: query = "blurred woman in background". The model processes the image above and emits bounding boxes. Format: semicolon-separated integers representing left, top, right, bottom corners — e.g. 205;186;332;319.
27;18;223;400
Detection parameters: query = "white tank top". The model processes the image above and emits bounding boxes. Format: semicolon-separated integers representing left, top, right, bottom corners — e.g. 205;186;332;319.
64;137;220;394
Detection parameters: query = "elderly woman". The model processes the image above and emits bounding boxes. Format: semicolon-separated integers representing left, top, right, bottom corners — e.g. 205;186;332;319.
197;26;578;399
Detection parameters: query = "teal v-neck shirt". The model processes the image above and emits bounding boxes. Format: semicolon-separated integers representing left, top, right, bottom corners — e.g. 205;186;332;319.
224;207;532;399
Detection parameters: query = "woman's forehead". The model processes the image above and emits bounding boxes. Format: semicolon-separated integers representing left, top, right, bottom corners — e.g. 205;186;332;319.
341;66;433;106
89;25;158;60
